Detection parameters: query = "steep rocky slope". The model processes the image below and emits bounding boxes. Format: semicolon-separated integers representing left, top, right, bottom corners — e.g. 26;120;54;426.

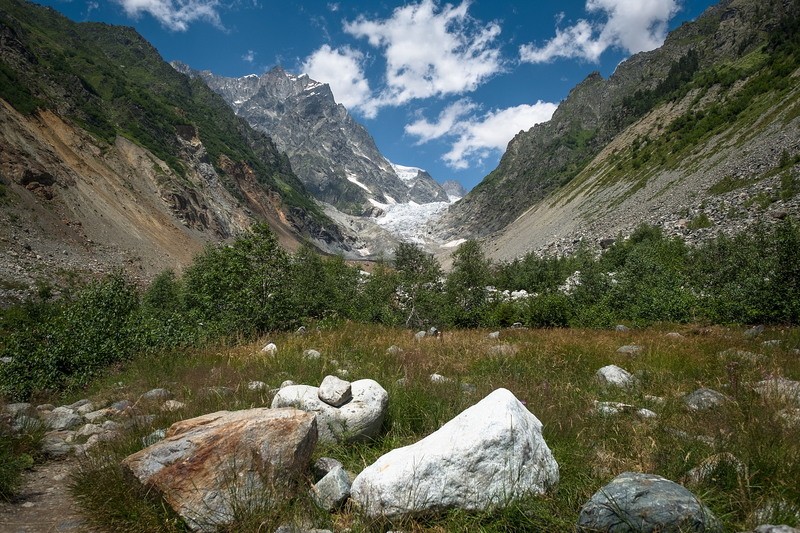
0;0;352;301
437;0;800;260
175;64;449;215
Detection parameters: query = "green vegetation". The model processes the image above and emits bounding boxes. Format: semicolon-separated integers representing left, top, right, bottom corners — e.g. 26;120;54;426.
1;221;799;529
687;212;713;230
59;325;800;531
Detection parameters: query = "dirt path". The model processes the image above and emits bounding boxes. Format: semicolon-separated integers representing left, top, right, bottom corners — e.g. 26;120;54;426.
0;459;95;532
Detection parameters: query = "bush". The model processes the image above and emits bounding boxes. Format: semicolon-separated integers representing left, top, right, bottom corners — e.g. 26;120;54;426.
525;292;572;328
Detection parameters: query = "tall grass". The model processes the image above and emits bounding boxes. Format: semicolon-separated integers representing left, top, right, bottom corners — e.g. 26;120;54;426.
61;323;800;531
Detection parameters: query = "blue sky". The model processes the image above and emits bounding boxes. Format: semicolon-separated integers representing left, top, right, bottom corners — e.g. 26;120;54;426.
38;0;716;190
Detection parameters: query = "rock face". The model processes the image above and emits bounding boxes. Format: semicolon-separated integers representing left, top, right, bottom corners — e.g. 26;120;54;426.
577;472;722;532
122;408;317;532
176;64;448;214
271;378;388;443
350;388;559;519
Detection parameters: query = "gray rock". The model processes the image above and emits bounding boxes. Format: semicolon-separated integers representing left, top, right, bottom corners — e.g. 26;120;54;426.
84;408;114;423
110;399;132;412
429;373;451;384
41;430;76;457
312;457;344;481
310;466;351;512
414;330;426;341
44;407;84;430
66;399;92;410
295;326;307;336
4;402;32;417
303;349;321;360
261;342;278;355
272;379;388;444
318;375;352;407
386;345;403;356
684;388;731;411
76;423;104;438
754;377;800;405
350;388;558;519
0;356;13;364
161;400;186;412
141;388;173;402
744;325;765;337
616;345;643;355
247;380;267;391
752;526;800;533
594;401;657;419
666;332;684;339
596;365;636;388
36;403;55;412
142;428;167;447
428;327;440;337
615;324;630;332
576;472;722;532
75;402;96;415
487;331;500;340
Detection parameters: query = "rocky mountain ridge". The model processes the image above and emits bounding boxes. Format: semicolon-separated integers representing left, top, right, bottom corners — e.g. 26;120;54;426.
0;0;353;303
174;63;449;215
436;0;800;262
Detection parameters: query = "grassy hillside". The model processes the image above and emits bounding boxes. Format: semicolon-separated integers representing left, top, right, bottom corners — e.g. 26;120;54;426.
440;0;800;238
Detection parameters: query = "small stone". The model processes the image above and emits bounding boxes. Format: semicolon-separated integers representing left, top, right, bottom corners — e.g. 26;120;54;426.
414;330;426;341
110;399;132;412
428;327;440;337
280;380;297;389
142;428;167;447
666;332;684;339
303;349;321;360
336;368;350;378
76;423;104;438
615;324;630;332
45;407;83;430
247;380;267;391
487;331;500;340
75;402;96;415
296;326;307;336
429;373;451;384
261;342;278;355
161;400;185;412
596;365;636;388
386;345;403;355
318;375;353;408
83;408;114;423
140;388;173;402
36;404;55;412
312;457;344;481
616;345;643;355
684;388;730;411
310;466;351;511
66;399;92;410
0;356;12;364
744;325;765;338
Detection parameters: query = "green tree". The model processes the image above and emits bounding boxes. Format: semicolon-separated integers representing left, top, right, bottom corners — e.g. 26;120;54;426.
394;242;444;328
444;240;491;327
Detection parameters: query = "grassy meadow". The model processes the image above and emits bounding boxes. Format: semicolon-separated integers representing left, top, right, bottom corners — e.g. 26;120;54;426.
58;322;800;532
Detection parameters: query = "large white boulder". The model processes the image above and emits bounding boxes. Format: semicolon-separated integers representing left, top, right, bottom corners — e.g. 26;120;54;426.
271;378;388;444
596;365;636;388
350;388;559;519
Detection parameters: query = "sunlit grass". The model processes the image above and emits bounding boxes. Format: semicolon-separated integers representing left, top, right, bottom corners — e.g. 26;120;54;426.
58;323;800;531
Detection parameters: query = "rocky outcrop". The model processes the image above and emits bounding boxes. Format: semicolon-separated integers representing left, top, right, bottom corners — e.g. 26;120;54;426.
122;408;317;532
350;388;558;518
175;64;448;214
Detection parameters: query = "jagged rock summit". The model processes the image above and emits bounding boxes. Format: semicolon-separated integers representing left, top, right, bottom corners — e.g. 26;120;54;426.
173;63;449;215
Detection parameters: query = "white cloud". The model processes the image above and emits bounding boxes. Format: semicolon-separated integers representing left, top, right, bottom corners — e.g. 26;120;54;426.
520;0;679;64
113;0;222;32
242;49;255;63
344;0;503;107
302;45;379;119
406;99;558;169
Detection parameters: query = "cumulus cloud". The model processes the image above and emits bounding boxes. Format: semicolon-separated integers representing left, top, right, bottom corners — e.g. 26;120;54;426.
242;49;255;63
344;0;503;107
302;45;379;118
520;0;679;63
113;0;222;32
406;99;558;169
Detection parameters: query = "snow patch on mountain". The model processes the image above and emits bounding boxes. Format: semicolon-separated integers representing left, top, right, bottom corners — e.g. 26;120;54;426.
391;163;423;184
346;173;372;193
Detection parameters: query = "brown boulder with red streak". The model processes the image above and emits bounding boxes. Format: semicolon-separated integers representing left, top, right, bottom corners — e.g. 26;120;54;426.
122;407;317;532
